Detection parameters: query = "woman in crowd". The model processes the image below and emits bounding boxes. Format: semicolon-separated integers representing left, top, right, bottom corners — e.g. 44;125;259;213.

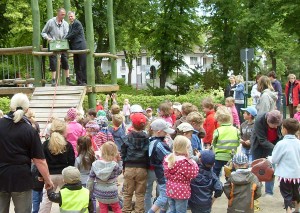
234;75;245;122
224;75;236;98
285;73;300;118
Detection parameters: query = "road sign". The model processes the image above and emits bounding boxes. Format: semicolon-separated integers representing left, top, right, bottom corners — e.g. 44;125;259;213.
240;48;254;62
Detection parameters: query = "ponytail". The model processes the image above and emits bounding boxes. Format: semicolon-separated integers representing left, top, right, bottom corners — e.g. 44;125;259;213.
13;109;25;123
48;132;67;155
167;152;176;168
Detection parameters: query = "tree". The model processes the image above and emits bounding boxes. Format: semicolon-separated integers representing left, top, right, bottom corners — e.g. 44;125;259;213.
145;0;202;88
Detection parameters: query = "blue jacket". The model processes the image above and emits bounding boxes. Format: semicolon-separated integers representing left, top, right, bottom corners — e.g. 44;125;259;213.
191;131;202;152
148;137;171;184
234;83;245;100
189;163;223;207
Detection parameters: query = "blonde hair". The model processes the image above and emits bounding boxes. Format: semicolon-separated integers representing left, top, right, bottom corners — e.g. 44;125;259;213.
49;119;67;155
25;109;36;123
167;135;190;168
182;102;196;116
111;104;120;115
201;97;214;109
215;106;232;124
112;114;123;127
159;102;171;117
235;75;244;83
0;110;3;118
225;97;235;105
186;111;204;125
288;74;296;80
257;75;274;92
101;141;118;161
10;93;30;123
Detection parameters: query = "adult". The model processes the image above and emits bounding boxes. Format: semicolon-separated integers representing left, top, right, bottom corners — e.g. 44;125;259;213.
234;75;245;122
65;11;87;86
0;93;53;213
268;71;282;111
251;74;261;106
39;119;75;213
256;76;277;115
285;74;300;118
224;75;236;98
251;110;283;196
41;8;72;87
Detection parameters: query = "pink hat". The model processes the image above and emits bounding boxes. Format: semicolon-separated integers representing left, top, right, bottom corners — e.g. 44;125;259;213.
85;120;100;131
66;108;77;121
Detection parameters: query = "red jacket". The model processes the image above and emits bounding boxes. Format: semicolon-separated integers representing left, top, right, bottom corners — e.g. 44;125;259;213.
163;155;198;199
285;80;300;106
202;110;218;144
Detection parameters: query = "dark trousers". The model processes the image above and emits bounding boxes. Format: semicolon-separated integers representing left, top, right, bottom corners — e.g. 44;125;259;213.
74;53;87;85
280;180;300;209
288;104;297;118
213;160;228;178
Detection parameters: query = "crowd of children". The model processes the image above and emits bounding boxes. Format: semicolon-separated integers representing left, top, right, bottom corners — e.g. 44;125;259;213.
23;92;300;213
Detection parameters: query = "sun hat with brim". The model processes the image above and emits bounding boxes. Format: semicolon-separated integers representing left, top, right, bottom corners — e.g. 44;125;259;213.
150;119;175;134
173;105;182;112
177;122;194;132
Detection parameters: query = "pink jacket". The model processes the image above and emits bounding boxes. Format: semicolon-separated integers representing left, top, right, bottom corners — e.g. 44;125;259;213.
163;155;199;199
294;112;300;122
66;121;86;156
229;106;240;126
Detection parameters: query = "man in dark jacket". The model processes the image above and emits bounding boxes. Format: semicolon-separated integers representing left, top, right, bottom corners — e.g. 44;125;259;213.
268;71;282;111
65;11;87;86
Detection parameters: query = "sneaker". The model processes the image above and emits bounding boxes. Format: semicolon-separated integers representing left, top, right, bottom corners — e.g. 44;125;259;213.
66;77;74;86
51;79;56;87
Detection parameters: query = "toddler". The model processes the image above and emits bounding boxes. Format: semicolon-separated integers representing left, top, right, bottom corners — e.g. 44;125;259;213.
94;116;114;151
225;97;240;129
164;135;199;213
122;99;131;124
159;102;173;127
109;114;126;152
87;142;123;213
186;111;205;152
202;97;218;148
293;104;300;122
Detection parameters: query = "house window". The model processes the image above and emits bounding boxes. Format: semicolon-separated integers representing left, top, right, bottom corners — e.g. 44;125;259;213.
203;58;207;66
121;75;125;79
146;57;151;65
190;57;198;65
121;59;126;67
137;58;142;66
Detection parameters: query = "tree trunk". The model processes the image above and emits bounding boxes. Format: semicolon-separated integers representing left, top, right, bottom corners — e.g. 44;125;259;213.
269;51;277;72
124;50;133;85
160;59;167;88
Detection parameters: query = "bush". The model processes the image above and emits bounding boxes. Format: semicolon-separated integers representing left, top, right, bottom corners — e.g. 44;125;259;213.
0;97;10;113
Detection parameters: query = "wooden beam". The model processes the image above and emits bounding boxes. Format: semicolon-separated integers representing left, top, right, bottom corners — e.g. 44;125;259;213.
32;51;55;56
86;84;119;93
0;87;35;95
93;53;118;59
0;46;33;55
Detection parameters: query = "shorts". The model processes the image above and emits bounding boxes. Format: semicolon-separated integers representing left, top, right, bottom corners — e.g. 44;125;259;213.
49;53;69;72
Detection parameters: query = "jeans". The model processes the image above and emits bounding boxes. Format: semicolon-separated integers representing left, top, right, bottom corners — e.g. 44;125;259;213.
168;198;188;213
32;190;43;213
39;174;64;213
235;103;244;123
213;160;228;178
153;183;168;211
241;146;252;163
99;202;122;213
189;202;211;213
144;170;158;213
265;180;274;195
0;190;32;213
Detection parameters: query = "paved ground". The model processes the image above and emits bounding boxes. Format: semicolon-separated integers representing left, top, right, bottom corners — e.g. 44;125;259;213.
9;175;286;213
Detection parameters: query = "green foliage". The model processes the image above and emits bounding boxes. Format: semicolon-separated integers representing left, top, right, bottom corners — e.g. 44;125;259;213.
0;97;10;113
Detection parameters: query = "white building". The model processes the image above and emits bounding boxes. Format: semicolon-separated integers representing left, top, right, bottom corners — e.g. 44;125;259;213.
101;48;213;87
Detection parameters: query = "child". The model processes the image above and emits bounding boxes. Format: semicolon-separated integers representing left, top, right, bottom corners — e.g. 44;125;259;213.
87;142;122;213
272;118;300;213
189;150;223;213
173;103;182;120
47;166;94;212
109;114;126;152
87;108;97;121
96;99;104;112
75;136;96;186
32;164;44;213
225;97;240;129
148;119;175;213
202;97;218;148
159;102;173;127
146;108;154;122
223;153;261;213
293;104;300;122
212;106;240;177
94;116;114;151
163;135;199;213
122;98;131;124
121;112;149;213
66;108;86;156
240;106;257;162
177;122;201;163
186;111;205;152
173;102;196;130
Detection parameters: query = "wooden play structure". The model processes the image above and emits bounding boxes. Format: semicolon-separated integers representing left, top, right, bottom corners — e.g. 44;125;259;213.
0;0;119;130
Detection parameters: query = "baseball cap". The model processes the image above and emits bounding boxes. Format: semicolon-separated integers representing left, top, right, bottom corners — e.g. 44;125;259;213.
130;104;143;113
241;106;257;117
177;122;194;132
130;113;147;127
233;153;249;165
173;104;182;112
150;119;175;134
200;150;215;166
62;166;81;184
66;108;77;121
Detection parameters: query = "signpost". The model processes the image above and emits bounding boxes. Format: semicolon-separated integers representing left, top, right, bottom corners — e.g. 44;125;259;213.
240;48;254;95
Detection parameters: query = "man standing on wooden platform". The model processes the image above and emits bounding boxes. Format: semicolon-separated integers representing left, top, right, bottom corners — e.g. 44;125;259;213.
41;8;73;86
65;11;87;86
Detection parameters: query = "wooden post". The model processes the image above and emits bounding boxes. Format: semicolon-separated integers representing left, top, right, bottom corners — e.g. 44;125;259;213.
31;0;42;86
107;0;117;84
46;0;53;19
84;0;96;109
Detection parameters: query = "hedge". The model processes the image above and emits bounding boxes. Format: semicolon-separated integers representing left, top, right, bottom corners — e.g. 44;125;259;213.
0;97;10;114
